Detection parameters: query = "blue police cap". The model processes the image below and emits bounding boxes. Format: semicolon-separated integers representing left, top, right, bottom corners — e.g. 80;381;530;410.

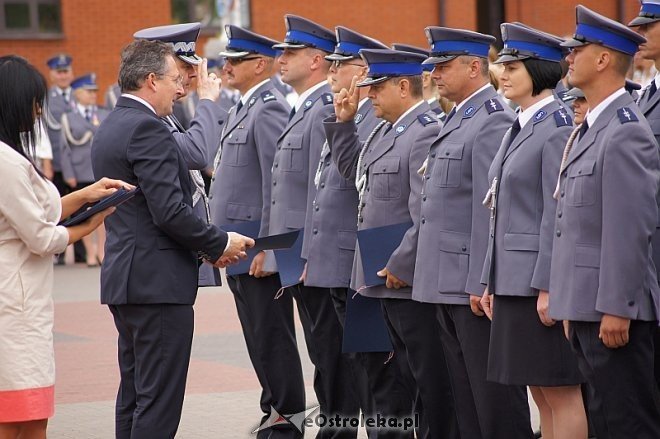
562;5;646;56
272;15;336;53
134;22;202;65
220;25;281;58
326;26;388;61
71;73;98;90
630;1;660;27
496;23;564;63
423;27;495;65
391;44;434;71
357;49;426;87
46;53;72;70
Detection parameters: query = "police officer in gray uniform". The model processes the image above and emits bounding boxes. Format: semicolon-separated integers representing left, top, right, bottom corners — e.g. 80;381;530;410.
268;15;359;436
209;25;305;438
550;6;660;438
629;0;660;391
410;27;533;439
305;26;411;438
326;49;458;439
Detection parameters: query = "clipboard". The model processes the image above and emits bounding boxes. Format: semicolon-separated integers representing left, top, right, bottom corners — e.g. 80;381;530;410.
356;221;413;287
60;187;140;227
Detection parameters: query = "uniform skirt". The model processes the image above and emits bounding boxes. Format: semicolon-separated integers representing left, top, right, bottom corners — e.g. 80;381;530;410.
487;295;584;386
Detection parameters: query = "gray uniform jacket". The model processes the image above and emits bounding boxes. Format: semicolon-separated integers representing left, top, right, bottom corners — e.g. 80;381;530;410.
267;83;334;237
44;86;75;171
412;86;514;305
324;101;440;299
303;99;381;288
60;107;110;183
209;80;289;237
481;99;572;297
637;83;660;282
549;92;660;322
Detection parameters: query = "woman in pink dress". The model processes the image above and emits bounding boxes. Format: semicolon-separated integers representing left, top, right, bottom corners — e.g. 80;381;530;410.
0;55;130;439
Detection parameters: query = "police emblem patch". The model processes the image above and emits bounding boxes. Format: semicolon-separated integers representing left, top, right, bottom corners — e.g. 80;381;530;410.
355;113;364;123
533;110;546;122
463;106;476;118
395;124;406;134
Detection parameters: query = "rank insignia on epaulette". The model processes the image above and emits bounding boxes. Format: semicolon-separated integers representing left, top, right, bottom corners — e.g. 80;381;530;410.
553;108;572;127
321;93;333;105
248;96;257;107
355;113;364;124
417;113;435;126
395;124;407;135
463;106;476;118
533;110;547;123
485;98;503;114
261;91;276;102
617;107;638;123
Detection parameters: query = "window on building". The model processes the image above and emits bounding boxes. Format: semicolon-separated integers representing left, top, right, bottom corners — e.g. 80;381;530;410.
171;0;250;33
0;0;62;38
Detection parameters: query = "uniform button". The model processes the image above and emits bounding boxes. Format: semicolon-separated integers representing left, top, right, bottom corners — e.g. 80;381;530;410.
277;145;281;150
247;214;252;219
562;171;567;178
431;153;436;158
211;177;215;182
490;232;494;237
557;210;562;218
461;245;467;252
315;205;319;211
359;218;364;223
274;163;278;168
556;230;561;237
560;190;565;197
628;300;635;306
368;149;372;153
421;217;426;224
578;170;582;174
273;181;277;186
228;134;233;139
320;182;325;188
208;194;213;200
313;229;318;234
422;196;427;201
272;200;276;205
367;187;370;192
425;175;430;180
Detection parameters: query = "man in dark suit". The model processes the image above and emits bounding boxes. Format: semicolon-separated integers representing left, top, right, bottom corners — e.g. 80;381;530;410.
91;39;253;439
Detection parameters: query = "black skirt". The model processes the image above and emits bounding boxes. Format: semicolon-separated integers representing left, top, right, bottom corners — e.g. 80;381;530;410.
487;294;584;386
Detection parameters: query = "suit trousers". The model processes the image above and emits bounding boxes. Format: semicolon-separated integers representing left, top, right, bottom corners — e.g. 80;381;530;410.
288;284;360;438
569;320;660;439
381;298;459;439
436;304;534;439
109;304;194;439
227;274;305;438
330;288;414;439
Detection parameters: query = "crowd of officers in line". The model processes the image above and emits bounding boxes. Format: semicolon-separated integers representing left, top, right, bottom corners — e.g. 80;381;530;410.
41;2;660;438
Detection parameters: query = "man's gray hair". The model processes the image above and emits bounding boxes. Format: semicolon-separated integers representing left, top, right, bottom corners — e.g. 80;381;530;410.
119;40;175;92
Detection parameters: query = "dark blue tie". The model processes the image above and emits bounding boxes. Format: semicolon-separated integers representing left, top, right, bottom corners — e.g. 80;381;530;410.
288;107;296;121
235;100;243;114
578;120;589;140
649;81;657;100
445;107;457;123
507;119;521;148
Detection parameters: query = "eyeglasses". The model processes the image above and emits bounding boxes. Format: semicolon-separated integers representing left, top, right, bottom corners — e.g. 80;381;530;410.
226;57;262;66
159;73;184;87
332;60;365;69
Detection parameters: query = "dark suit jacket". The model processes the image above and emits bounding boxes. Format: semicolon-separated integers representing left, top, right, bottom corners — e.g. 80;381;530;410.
91;96;228;305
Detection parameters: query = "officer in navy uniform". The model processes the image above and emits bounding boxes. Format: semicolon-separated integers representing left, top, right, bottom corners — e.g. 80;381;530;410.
305;26;412;438
391;43;446;122
550;6;660;438
326;49;458;439
409;27;534;439
266;15;360;436
209;25;305;438
629;0;660;393
133;23;225;286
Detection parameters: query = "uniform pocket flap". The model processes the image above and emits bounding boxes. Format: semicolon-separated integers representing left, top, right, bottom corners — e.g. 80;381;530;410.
338;230;357;250
157;235;184;250
285;210;306;229
438;230;470;253
567;159;596;178
282;133;303;149
574;244;600;268
226;202;260;221
439;142;464;160
226;129;248;144
372;156;400;174
503;233;539;251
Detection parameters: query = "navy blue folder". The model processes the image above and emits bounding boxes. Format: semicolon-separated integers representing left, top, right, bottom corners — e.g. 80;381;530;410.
273;229;305;288
343;292;393;353
222;220;261;276
60;187;141;226
356;221;413;287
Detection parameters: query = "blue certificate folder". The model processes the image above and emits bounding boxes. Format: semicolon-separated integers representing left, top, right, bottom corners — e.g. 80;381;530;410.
273;229;305;288
356;221;413;287
60;187;141;227
343;292;393;353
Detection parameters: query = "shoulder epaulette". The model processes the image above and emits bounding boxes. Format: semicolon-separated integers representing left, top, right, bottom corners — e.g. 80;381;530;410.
553;108;572;127
261;90;276;103
485;98;504;114
321;93;334;105
417;113;437;126
617;107;638;123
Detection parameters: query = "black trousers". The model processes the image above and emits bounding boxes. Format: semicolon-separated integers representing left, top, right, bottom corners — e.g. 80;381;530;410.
436;304;534;439
330;288;414;439
289;284;360;438
381;298;459;439
109;304;194;439
227;274;305;438
569;320;660;439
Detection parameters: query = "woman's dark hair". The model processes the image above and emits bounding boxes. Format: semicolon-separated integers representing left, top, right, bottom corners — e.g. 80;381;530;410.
521;58;562;96
0;55;47;167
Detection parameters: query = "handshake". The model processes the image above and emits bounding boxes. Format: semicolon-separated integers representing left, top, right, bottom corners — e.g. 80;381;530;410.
208;231;255;268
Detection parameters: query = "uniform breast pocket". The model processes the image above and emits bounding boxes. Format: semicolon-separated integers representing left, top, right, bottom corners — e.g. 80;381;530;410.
280;133;304;172
566;159;596;207
370;156;401;200
223;129;249;167
433;142;464;188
